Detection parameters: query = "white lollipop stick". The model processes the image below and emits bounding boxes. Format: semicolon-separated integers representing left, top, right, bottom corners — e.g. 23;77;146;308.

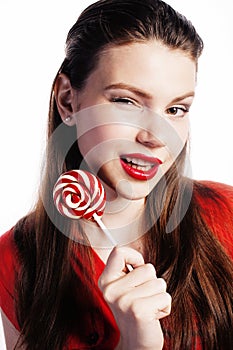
93;213;117;246
93;213;133;272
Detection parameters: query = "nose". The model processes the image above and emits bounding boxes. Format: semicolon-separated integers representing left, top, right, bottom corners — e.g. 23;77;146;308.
136;129;164;148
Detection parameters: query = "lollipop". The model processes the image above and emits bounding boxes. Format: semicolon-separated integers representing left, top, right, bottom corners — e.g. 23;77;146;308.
53;170;117;246
53;170;106;220
53;170;133;271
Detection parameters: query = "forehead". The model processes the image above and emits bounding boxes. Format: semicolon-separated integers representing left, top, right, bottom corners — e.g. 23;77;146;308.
89;40;196;96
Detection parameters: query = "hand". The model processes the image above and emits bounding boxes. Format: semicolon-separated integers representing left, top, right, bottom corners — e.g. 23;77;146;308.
98;247;171;350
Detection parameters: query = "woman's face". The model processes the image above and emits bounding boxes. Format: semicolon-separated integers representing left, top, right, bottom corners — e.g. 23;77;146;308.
73;41;196;200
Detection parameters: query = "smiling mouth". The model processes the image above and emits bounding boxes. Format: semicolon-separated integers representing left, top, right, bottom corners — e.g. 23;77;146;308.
120;154;162;180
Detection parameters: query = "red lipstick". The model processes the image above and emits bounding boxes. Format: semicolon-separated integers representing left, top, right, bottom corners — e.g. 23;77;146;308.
120;153;162;181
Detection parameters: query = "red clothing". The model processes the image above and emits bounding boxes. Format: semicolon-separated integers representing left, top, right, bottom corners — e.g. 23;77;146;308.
0;181;233;349
0;229;120;349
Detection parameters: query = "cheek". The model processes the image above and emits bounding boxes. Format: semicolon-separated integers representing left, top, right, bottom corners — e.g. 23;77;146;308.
175;118;189;144
166;118;189;153
77;124;133;156
77;126;110;155
77;125;130;170
78;130;101;156
77;130;107;173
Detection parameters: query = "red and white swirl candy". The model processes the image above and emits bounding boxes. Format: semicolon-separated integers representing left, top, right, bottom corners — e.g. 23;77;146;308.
53;170;106;220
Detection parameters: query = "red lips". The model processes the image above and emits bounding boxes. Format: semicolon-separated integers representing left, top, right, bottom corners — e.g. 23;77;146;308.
120;153;162;180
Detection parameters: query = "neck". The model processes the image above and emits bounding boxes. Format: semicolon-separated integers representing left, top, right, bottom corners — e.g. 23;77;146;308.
104;193;144;224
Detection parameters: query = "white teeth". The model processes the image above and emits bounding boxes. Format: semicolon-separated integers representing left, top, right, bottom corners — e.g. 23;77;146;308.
129;164;152;171
125;157;154;167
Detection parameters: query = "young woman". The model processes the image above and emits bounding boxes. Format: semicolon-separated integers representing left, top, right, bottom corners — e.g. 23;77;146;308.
1;0;233;349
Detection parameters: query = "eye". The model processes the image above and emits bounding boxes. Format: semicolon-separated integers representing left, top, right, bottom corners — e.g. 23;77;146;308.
166;106;189;118
111;96;142;110
111;97;135;105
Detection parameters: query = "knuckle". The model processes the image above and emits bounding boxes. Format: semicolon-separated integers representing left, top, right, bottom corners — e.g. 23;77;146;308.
155;292;172;319
143;263;156;277
112;246;129;258
101;283;116;304
156;278;167;292
161;291;172;303
110;247;130;264
98;273;109;291
98;276;104;291
166;292;172;306
162;292;172;312
117;293;130;312
111;246;122;257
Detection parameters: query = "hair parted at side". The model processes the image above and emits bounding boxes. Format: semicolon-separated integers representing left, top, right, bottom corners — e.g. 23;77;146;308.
13;1;233;350
61;0;203;91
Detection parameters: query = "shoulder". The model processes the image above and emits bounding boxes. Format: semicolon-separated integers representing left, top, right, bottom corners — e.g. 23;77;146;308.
193;180;233;259
193;180;233;215
0;228;20;330
0;215;35;294
194;180;233;201
0;228;19;279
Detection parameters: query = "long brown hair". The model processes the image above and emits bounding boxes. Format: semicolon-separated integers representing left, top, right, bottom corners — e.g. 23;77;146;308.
14;0;233;349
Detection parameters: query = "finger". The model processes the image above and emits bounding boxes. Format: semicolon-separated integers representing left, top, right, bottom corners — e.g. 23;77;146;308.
126;277;166;297
99;247;145;289
152;292;172;319
116;278;168;312
103;263;157;292
130;292;172;322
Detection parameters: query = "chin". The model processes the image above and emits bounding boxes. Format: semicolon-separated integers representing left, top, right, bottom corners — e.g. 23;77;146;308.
114;177;157;200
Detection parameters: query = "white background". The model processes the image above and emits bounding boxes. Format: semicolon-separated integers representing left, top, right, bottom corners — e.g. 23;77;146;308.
0;0;232;235
0;0;233;348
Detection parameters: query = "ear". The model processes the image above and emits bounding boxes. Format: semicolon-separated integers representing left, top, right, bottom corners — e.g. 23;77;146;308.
54;73;78;126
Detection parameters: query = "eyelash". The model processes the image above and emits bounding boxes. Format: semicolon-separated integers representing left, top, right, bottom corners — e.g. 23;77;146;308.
111;97;138;105
111;97;190;117
166;106;190;118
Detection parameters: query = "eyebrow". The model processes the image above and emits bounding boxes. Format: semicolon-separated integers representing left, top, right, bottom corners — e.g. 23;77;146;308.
104;83;153;99
104;82;195;103
170;92;195;104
